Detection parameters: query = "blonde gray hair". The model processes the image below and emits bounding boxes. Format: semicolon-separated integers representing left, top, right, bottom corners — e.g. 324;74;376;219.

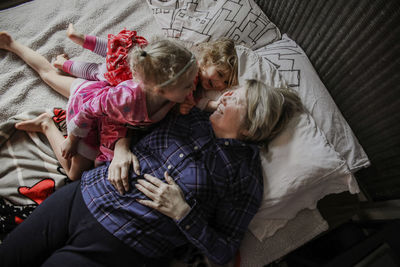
129;37;195;90
241;79;303;145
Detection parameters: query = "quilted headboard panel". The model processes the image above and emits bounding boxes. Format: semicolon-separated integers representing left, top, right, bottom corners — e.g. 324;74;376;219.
254;0;400;201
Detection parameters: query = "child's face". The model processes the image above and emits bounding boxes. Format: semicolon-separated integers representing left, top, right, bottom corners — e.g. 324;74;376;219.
156;65;198;103
199;65;229;91
159;80;195;103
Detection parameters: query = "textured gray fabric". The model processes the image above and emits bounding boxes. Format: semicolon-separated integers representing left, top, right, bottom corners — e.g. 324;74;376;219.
0;0;162;125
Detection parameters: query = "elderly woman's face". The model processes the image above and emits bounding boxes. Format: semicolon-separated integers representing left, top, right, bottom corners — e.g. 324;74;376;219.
210;85;247;139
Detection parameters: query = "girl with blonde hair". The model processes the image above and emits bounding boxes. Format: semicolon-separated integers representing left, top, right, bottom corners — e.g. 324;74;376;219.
59;25;240;114
0;30;198;181
180;38;239;113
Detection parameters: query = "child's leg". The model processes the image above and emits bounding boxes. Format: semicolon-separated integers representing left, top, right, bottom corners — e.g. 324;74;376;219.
0;32;74;98
15;113;93;181
54;54;106;81
67;24;108;57
66;23;85;47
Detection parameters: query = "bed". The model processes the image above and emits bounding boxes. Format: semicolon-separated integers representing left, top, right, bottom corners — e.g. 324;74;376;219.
1;0;397;266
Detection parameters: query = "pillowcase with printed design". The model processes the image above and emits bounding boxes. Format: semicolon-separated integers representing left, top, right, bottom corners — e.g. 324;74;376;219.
146;0;281;49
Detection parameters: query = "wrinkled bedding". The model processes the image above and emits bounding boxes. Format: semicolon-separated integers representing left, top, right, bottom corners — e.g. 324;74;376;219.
0;1;330;266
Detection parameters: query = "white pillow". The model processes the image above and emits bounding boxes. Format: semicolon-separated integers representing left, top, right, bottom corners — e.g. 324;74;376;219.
254;34;370;172
234;45;360;241
235;44;286;88
248;112;359;240
146;0;281;49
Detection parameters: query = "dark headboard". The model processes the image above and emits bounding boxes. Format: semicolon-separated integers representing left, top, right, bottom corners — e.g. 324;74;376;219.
254;0;400;201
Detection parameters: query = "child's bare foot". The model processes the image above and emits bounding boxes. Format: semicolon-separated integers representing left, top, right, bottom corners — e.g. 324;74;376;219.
53;54;69;70
15;113;53;133
66;23;85;46
0;31;13;50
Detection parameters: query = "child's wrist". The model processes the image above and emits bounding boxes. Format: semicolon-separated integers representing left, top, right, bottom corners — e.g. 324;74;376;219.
207;100;218;110
115;138;130;152
68;134;79;141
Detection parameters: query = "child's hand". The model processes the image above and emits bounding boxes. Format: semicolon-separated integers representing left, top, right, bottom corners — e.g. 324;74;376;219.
108;137;141;195
179;95;196;115
205;100;220;112
61;135;78;159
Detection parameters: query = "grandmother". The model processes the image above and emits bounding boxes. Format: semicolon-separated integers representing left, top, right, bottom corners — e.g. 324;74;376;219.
0;79;302;266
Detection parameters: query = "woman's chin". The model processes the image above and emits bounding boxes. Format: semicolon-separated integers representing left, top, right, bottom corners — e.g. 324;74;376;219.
209;111;220;124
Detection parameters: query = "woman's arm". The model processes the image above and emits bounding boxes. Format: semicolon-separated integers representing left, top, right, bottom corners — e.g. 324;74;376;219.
175;174;262;265
136;172;262;265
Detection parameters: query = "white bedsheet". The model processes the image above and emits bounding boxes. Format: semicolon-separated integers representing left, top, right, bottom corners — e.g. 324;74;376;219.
0;0;162;124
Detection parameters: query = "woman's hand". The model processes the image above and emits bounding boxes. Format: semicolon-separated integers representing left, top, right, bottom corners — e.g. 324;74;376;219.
108;137;140;194
136;171;190;221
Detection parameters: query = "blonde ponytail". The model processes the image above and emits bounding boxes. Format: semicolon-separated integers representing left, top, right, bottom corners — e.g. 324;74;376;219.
129;37;195;90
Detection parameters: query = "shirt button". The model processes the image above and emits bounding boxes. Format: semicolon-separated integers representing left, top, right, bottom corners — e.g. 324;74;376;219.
167;165;172;169
194;146;199;150
179;153;184;158
185;225;190;230
224;141;229;146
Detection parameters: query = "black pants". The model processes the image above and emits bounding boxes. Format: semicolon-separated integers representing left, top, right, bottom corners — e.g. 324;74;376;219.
0;181;148;267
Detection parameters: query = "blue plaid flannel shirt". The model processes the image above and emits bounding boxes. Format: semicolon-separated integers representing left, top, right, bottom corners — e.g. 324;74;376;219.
81;108;263;265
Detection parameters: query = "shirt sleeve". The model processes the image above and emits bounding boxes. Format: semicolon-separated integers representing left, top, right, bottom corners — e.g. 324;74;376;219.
69;84;144;138
99;116;128;151
175;168;263;265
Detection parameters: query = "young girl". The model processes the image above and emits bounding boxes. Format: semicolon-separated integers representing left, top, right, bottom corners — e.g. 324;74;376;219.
52;25;197;163
179;38;239;114
53;24;148;86
61;25;239;115
0;30;198;181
